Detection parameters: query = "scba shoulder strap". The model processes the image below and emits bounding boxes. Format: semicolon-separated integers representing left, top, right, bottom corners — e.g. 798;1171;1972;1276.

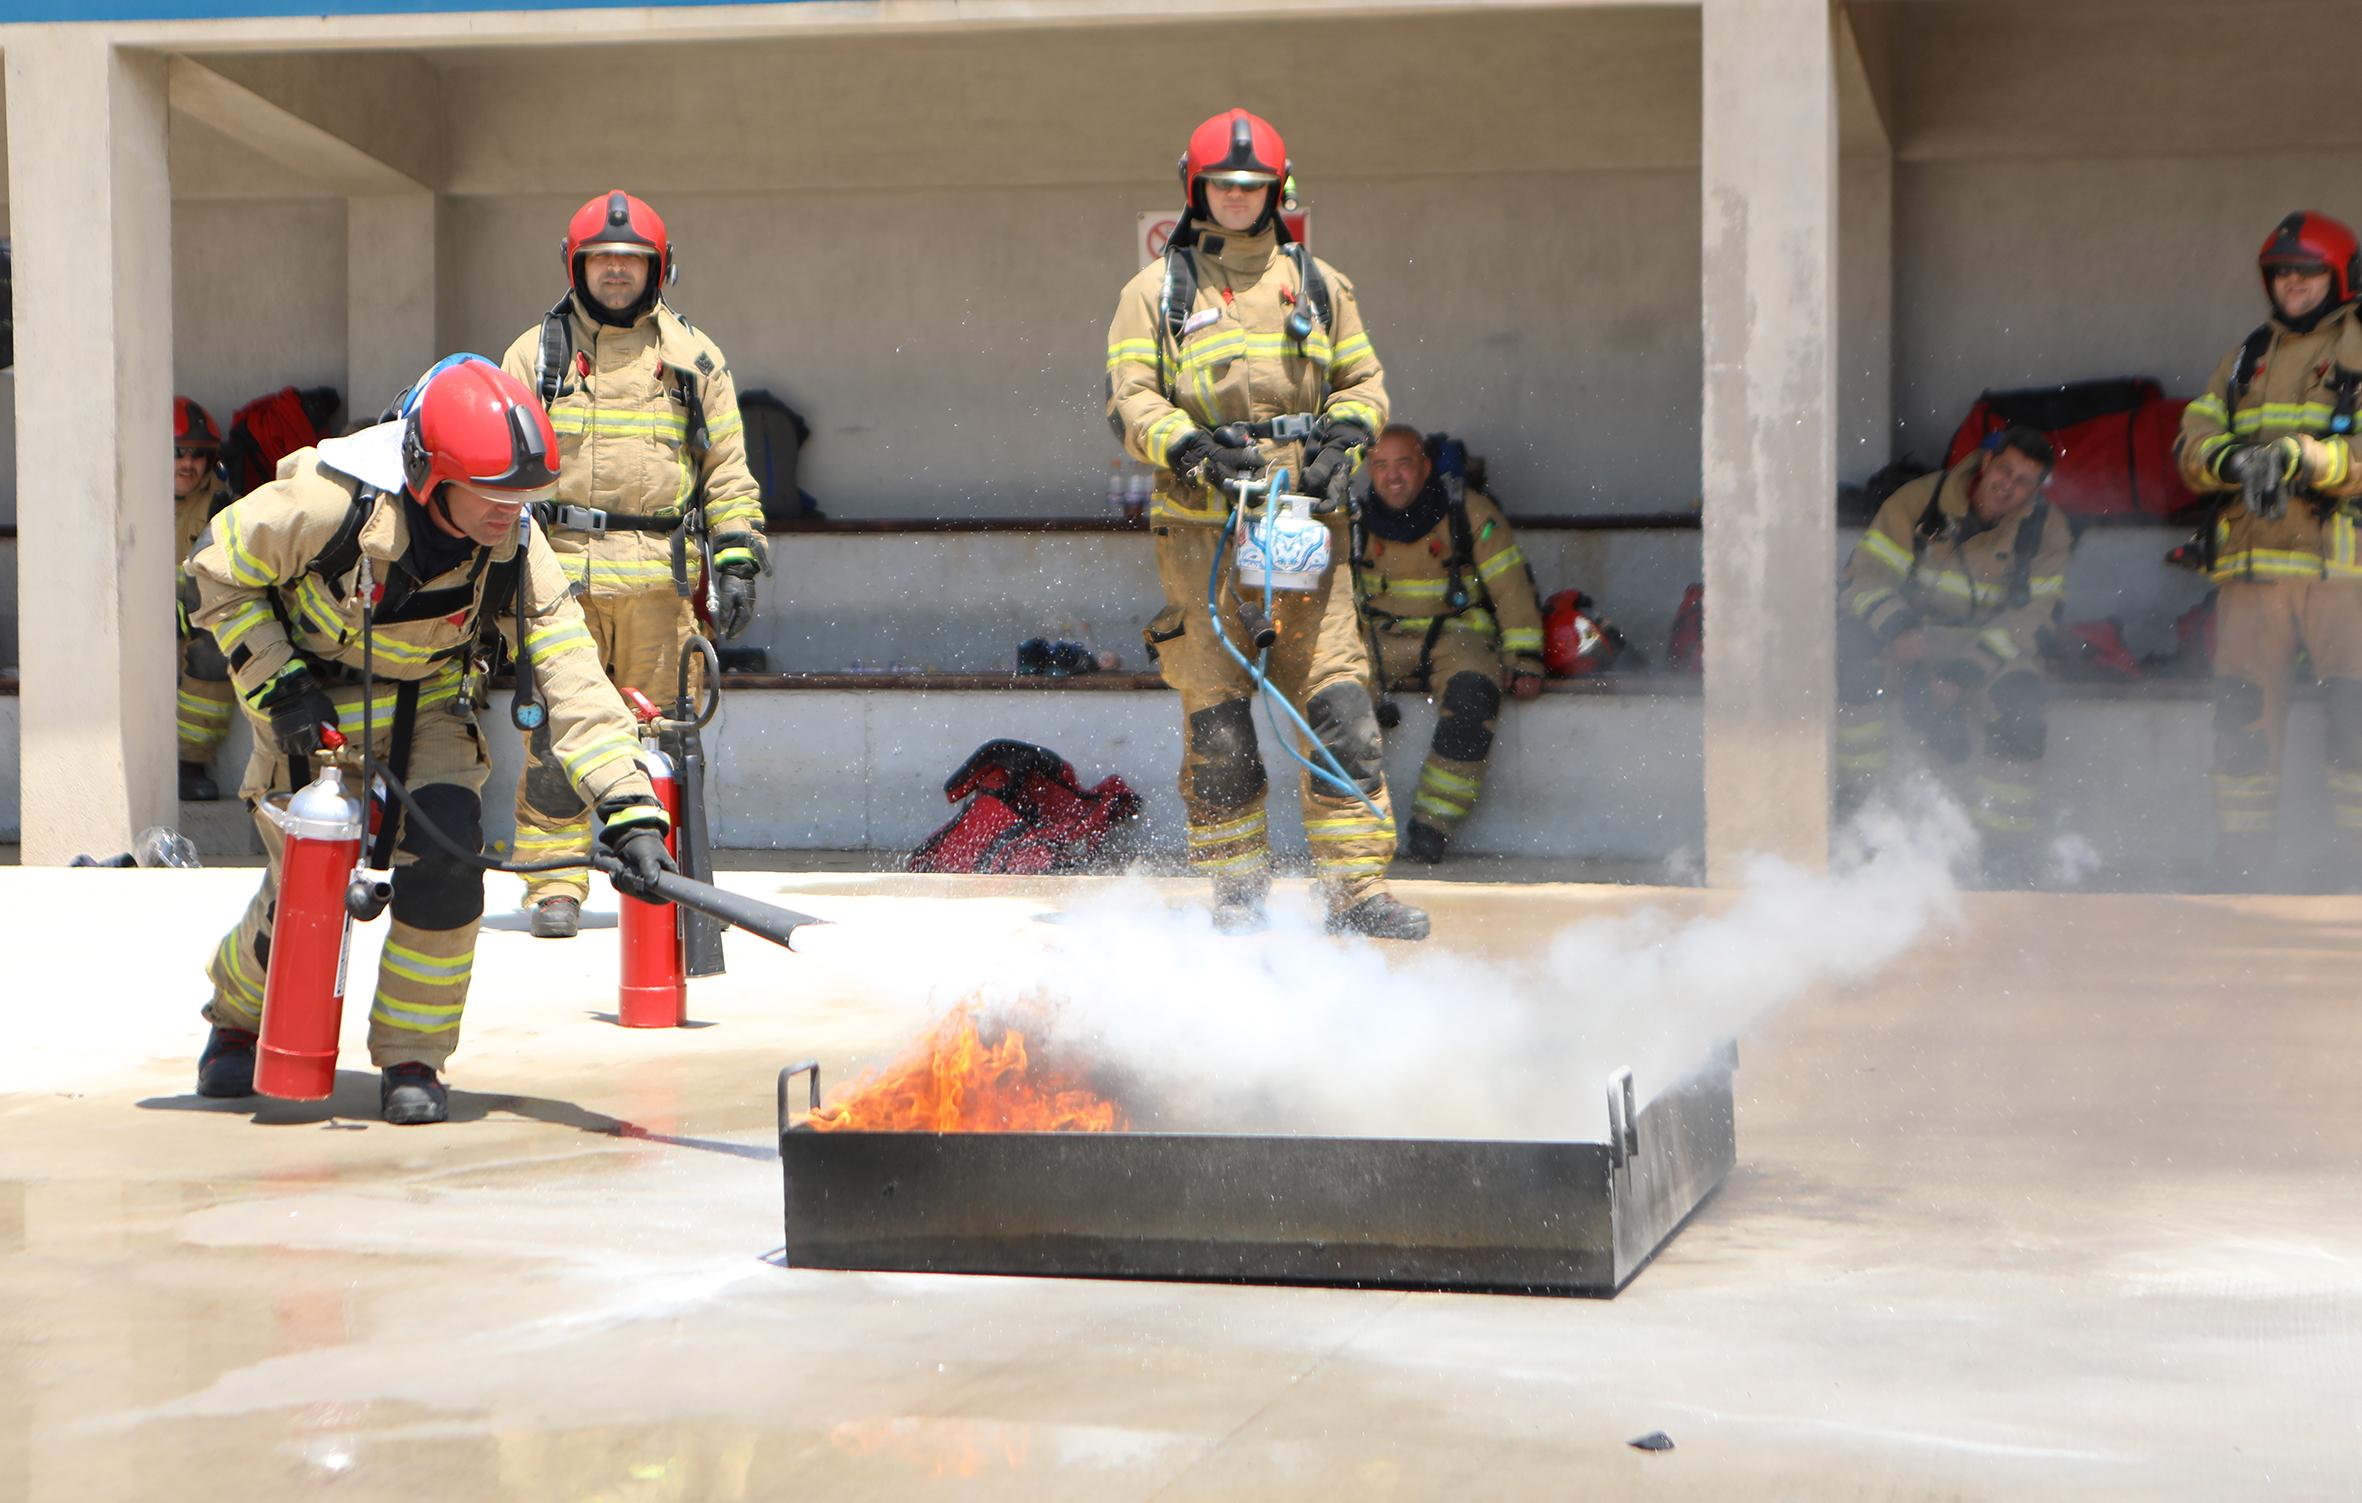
1154;236;1337;403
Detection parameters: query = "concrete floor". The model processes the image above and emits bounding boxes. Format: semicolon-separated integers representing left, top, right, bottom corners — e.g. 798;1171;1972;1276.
3;866;2359;1500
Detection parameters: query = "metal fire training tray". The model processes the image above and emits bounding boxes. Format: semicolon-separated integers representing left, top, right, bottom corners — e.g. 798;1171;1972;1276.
774;1046;1736;1298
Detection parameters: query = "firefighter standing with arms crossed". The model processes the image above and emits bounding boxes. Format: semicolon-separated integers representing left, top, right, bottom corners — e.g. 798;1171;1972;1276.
184;357;677;1123
1354;424;1546;862
2176;211;2362;889
1106;109;1425;939
173;397;238;801
502;191;768;938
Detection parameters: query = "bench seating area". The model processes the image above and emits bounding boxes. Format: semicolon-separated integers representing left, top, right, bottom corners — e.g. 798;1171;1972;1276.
2;513;2326;885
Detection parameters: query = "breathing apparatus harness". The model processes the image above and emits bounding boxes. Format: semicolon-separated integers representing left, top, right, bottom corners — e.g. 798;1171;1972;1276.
1203;465;1387;822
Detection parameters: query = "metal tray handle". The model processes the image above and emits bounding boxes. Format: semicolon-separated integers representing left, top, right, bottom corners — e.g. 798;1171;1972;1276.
778;1061;821;1136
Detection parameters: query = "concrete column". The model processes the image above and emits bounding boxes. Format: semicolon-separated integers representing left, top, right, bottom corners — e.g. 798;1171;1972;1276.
1839;153;1893;480
6;34;175;864
347;193;439;422
1701;0;1837;883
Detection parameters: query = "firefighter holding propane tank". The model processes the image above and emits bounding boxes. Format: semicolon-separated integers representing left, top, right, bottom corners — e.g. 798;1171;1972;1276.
182;357;676;1124
1354;424;1547;864
173;397;238;802
1106;109;1425;940
2175;211;2362;889
501;191;768;940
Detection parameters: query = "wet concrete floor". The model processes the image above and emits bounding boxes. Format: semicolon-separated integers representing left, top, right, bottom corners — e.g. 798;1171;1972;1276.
3;867;2359;1500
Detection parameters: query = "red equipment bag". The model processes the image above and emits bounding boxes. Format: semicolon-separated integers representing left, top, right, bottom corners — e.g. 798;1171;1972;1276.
907;740;1142;874
1667;583;1704;674
2048;619;2143;681
1943;378;2196;520
221;385;344;497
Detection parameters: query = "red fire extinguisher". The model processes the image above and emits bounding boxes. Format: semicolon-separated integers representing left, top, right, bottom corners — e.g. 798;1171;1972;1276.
616;689;686;1028
254;730;366;1100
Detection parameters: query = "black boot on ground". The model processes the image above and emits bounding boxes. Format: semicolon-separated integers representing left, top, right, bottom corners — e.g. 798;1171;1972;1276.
1327;892;1431;941
1401;822;1449;864
178;761;220;802
381;1063;449;1125
1210;874;1270;936
196;1025;256;1098
531;896;580;939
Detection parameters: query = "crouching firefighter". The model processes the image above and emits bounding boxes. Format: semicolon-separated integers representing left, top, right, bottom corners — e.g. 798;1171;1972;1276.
1354;425;1546;862
1106;108;1425;939
1836;425;2071;883
183;356;677;1124
501;190;768;939
2174;211;2362;890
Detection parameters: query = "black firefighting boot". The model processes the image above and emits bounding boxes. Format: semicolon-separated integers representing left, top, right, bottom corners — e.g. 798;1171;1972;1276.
1209;873;1270;936
380;1063;449;1125
1400;822;1449;864
178;761;221;802
196;1025;256;1098
531;896;581;939
1327;891;1431;941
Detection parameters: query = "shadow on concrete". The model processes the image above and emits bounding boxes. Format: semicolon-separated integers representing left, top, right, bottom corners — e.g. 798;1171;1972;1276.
479;908;620;933
584;1010;722;1030
135;1071;775;1160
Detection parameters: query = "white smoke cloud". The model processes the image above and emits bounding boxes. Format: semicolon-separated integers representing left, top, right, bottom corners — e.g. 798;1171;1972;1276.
793;781;1972;1143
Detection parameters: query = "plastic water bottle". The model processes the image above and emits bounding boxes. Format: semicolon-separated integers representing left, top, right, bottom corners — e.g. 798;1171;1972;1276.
1125;469;1151;523
135;826;203;869
1105;460;1127;518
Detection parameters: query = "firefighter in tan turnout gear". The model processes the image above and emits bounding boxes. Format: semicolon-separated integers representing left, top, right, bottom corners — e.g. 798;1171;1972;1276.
2174;211;2362;889
1355;424;1545;862
183;357;675;1124
173;397;237;801
501;190;767;938
1107;109;1425;939
1837;427;2072;883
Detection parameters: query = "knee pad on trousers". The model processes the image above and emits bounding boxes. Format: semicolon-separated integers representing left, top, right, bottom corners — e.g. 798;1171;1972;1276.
1985;671;2049;762
1836;616;1886;706
1187;699;1266;807
2327;678;2362;770
1432;672;1502;763
1304;682;1386;794
521;721;588;821
183;632;231;683
391;784;486;930
2213;677;2272;775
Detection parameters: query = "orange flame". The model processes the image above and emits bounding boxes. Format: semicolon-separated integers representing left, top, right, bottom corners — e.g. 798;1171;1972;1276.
809;1004;1125;1133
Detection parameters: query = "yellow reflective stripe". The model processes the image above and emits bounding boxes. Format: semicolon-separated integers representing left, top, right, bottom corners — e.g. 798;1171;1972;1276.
561;733;641;785
2028;574;2067;598
1444;610;1498;635
1847;586;1897;620
330;676;463;735
705;409;744;442
524;618;594;658
560;557;683;590
1328;399;1382;431
1979;629;2019;661
209;601;277;653
1413;794;1467;819
1177;333;1248;370
1144;411;1194;470
1306;815;1393;838
2188;394;2228;422
1331;331;1375;366
1499;629;1543;652
2210;546;2337;581
1477;546;1526;581
1837;719;1888;745
354;629;450;669
291;577;346;640
215;933;263;1008
1312;854;1392;875
712;546;758;571
1420;765;1480;797
379;942;474;987
214;509;278;588
1191;847;1272;873
368;995;466;1033
1859;530;1915;575
1384;578;1450;597
1187;810;1268;846
1106;337;1160;372
2321;438;2352;491
177;690;232;718
512;824;588;858
547;409;690;441
1975;777;2037;804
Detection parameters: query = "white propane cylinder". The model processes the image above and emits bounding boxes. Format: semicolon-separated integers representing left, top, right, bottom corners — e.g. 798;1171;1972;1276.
1234;493;1332;592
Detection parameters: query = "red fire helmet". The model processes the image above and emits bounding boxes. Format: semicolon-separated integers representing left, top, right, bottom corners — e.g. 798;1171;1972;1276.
173;395;222;452
399;355;559;507
1178;109;1290;230
1543;590;1619;678
2258;210;2361;306
563;190;674;318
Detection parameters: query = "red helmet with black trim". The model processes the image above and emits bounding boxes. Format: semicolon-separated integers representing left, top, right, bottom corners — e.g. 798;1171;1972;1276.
172;395;221;453
399;355;559;508
563;190;673;322
2258;210;2361;307
1178;109;1290;233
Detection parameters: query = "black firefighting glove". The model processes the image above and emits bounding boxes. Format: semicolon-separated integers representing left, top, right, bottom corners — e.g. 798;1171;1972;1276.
1300;417;1374;502
597;796;677;899
1168;427;1266;490
713;562;759;642
257;667;341;760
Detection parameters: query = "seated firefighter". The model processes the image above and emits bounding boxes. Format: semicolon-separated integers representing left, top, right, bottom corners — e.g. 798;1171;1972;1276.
1837;426;2072;879
1353;425;1545;862
182;356;677;1125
